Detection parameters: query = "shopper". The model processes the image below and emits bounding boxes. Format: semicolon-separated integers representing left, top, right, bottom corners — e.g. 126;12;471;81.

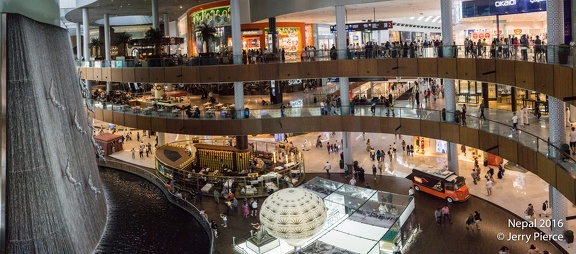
324;161;331;177
131;148;135;159
242;201;250;218
540;200;549;217
220;213;228;228
526;244;540;254
213;189;220;204
211;220;219;238
434;208;443;225
479;103;486;119
474;211;482;230
441;205;452;224
570;127;576;155
250;198;258;217
498;246;510;254
372;164;377;180
465;214;475;231
349;177;357;186
511;112;518;131
486;179;493;196
525;204;535;220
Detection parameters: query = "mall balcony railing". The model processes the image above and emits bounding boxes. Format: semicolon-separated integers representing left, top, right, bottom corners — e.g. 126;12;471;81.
78;44;576;69
92;100;576;180
97;158;215;254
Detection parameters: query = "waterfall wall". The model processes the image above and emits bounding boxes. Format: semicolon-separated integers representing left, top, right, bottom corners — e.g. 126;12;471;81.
6;14;107;253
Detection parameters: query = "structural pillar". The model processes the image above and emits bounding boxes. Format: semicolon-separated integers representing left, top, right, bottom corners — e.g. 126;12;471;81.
154;84;164;99
76;23;82;61
82;8;90;62
163;14;169;36
151;0;159;29
335;5;352;166
481;82;489;108
335;5;347;59
103;14;111;63
547;0;568;235
268;17;278;53
231;0;244;119
157;132;165;146
236;136;248;150
510;87;517;112
441;0;458;174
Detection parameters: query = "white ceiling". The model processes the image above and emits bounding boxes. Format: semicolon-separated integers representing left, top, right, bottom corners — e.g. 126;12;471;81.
269;0;442;24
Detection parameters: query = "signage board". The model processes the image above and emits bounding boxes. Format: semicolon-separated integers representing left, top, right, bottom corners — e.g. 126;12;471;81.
462;0;546;18
330;21;393;33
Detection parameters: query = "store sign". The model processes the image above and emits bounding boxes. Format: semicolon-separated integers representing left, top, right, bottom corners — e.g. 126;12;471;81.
288;79;302;85
330;21;393;32
290;99;303;108
242;30;262;36
495;0;516;7
514;29;523;34
462;0;546;18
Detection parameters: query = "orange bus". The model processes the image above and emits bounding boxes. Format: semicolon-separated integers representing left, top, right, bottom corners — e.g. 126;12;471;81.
406;164;470;203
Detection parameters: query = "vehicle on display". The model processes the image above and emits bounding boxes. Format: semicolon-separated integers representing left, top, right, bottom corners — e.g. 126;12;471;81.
406;164;470;203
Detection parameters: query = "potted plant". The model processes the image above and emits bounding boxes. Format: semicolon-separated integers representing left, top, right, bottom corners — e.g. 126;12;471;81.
88;38;104;59
115;32;133;57
565;230;574;243
144;27;164;66
195;22;217;62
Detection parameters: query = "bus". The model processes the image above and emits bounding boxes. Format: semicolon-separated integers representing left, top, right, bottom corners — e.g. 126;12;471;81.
406;164;470;203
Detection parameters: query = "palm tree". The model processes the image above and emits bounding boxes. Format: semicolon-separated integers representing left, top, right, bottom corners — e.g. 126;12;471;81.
195;22;217;54
115;32;133;57
144;27;164;56
88;38;104;58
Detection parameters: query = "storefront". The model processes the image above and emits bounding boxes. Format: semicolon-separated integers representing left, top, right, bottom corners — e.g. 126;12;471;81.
240;23;306;52
186;1;232;55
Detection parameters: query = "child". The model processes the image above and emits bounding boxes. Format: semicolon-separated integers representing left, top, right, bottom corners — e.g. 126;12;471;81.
242;202;250;218
220;213;228;227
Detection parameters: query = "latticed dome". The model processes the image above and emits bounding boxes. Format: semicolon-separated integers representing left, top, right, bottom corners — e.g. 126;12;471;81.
259;188;327;246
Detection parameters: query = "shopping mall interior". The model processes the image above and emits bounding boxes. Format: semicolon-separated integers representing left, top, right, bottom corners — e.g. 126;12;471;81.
2;0;576;253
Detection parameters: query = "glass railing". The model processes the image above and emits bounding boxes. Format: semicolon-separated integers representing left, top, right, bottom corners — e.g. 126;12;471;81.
93;100;576;179
79;45;576;68
97;158;215;254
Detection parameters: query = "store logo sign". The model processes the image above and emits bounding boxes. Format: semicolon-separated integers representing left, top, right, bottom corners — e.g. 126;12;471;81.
495;0;516;7
529;0;545;3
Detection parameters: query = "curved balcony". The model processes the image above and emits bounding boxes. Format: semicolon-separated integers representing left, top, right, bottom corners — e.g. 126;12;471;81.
91;102;576;204
79;45;576;103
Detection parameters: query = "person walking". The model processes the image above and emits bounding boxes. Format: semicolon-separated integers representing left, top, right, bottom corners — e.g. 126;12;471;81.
220;213;228;228
479;103;486;120
486;178;493;196
401;140;406;153
442;205;452;224
474;211;482;230
434;208;443;225
324;161;331;177
466;214;475;231
242;200;250;218
372;164;377;180
210;220;219;238
131;148;135;159
349;177;357;186
213;189;220;204
511;112;518;131
525;203;535;220
250;198;258;217
540;200;549;217
232;197;239;212
471;169;478;185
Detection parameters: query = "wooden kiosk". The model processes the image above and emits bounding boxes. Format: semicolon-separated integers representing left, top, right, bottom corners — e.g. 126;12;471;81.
94;133;123;156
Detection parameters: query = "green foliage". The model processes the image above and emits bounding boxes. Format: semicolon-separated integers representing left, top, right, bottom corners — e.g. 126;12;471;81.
115;32;133;57
195;22;217;54
144;27;164;56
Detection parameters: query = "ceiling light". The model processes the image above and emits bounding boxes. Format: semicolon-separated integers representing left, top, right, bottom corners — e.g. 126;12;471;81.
409;17;415;19
425;16;433;22
431;16;441;23
417;16;424;21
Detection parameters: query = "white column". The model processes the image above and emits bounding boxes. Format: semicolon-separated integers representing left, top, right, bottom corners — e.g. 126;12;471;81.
151;0;159;29
441;0;454;57
82;8;90;61
157;132;166;146
154;84;164;99
106;82;112;93
441;0;459;174
231;0;244;118
163;14;169;36
103;14;111;62
76;23;82;61
547;0;564;64
335;5;347;59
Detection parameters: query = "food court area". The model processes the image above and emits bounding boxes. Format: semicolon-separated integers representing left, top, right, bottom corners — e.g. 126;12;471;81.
155;138;305;198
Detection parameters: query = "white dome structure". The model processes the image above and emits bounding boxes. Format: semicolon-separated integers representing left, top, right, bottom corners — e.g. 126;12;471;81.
259;188;327;247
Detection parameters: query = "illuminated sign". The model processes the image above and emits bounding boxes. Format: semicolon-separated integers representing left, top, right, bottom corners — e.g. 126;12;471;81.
330;21;393;32
495;0;516;7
